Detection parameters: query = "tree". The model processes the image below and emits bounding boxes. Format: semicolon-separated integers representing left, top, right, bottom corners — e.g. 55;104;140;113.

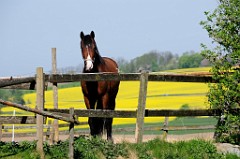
200;0;240;144
121;51;179;73
0;89;26;114
116;57;129;73
178;51;204;68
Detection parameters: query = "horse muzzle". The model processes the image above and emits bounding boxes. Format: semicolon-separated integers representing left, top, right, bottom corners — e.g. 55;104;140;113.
84;59;94;71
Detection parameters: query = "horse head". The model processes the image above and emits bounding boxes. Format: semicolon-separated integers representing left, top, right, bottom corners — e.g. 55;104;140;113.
80;31;97;71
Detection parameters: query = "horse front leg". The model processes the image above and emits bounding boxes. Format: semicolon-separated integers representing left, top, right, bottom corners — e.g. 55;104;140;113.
105;100;115;142
83;96;99;137
101;94;115;142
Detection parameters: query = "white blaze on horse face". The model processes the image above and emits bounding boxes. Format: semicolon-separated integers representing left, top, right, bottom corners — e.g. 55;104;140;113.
85;54;93;71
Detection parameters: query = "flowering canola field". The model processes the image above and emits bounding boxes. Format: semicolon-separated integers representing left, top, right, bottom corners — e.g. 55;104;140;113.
22;79;209;127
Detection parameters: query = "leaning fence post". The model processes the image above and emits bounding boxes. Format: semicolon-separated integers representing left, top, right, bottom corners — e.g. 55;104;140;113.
69;107;74;159
36;67;45;158
135;72;148;143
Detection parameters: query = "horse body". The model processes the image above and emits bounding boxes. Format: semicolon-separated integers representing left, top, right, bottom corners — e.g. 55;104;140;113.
80;31;120;141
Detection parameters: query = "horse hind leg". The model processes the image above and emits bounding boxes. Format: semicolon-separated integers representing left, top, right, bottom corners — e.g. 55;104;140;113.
89;117;103;138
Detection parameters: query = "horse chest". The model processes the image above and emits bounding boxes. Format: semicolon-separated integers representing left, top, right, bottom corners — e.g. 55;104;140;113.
81;81;108;97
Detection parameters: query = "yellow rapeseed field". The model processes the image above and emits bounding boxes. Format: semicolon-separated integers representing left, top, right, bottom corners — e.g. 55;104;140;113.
22;80;209;127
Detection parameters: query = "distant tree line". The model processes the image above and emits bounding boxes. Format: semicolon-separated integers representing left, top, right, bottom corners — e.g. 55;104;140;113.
55;51;210;74
116;51;210;73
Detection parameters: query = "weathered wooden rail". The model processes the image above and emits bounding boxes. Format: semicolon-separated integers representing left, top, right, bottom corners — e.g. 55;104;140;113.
0;72;214;89
0;77;36;89
44;108;240;117
45;73;214;82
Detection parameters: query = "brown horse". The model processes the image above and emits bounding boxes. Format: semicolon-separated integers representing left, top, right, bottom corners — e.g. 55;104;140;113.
80;31;120;141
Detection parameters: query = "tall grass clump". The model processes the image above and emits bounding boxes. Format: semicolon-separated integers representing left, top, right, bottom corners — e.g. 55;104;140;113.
131;138;239;159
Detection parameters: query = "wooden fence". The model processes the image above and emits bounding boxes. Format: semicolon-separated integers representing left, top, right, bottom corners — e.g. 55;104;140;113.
1;65;239;158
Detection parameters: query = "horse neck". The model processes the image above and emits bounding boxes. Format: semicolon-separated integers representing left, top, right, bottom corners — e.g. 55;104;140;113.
94;47;105;66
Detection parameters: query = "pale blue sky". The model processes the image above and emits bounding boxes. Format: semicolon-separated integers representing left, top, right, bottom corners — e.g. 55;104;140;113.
0;0;218;77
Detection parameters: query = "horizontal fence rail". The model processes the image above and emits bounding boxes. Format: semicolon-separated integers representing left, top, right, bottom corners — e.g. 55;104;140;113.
0;116;37;124
0;77;35;88
45;108;240;118
46;73;214;83
0;99;80;124
0;73;214;89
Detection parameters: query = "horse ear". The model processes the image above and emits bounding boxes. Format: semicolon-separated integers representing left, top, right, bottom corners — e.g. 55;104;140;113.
80;32;84;40
90;31;95;39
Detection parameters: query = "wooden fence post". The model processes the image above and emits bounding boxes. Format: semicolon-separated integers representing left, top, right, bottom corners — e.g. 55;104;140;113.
135;72;148;143
0;124;2;141
50;122;55;145
36;67;44;158
162;116;169;140
46;120;52;144
69;107;74;159
52;48;59;143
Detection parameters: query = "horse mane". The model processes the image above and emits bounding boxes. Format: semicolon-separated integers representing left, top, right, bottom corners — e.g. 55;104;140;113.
94;43;105;65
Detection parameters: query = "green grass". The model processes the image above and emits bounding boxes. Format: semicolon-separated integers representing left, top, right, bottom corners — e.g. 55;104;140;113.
1;136;239;159
135;138;239;159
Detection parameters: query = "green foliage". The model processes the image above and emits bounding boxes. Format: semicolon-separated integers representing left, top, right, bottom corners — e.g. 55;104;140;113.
1;137;239;159
0;141;40;159
117;50;207;73
148;139;221;159
200;0;240;144
44;136;129;159
180;104;190;110
117;51;179;72
44;140;69;159
73;136;128;159
178;51;204;68
130;138;238;159
0;89;27;114
0;89;26;106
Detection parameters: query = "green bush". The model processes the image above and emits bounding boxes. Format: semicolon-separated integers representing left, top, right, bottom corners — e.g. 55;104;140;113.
0;141;39;159
200;0;240;144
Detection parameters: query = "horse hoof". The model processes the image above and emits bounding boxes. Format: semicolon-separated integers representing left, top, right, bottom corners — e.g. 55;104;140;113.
107;137;114;143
